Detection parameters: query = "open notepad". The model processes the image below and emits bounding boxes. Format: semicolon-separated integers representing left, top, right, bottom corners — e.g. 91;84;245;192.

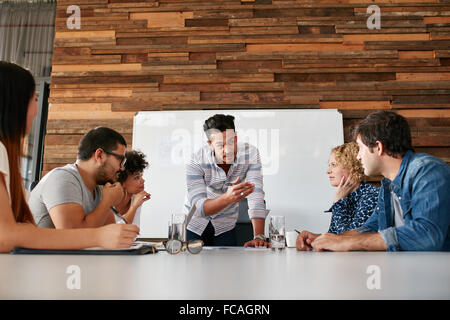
11;241;158;255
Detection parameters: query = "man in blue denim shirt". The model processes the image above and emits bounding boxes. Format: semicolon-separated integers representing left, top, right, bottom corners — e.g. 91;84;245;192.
309;111;450;252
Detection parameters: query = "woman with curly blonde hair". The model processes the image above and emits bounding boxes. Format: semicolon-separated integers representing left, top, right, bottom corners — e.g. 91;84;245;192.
296;142;379;251
326;142;379;234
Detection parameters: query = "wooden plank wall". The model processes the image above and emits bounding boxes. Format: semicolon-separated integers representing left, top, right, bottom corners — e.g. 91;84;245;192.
46;0;450;176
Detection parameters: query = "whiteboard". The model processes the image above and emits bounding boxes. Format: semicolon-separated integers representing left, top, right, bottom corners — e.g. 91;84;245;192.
133;109;343;238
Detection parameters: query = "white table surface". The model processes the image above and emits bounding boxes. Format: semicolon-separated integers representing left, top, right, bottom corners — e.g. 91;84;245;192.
1;247;449;300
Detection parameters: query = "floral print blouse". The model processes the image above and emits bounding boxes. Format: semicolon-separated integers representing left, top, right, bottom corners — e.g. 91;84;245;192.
326;182;379;234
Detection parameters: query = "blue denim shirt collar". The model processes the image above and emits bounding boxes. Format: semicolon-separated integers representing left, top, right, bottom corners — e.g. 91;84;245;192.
381;150;415;194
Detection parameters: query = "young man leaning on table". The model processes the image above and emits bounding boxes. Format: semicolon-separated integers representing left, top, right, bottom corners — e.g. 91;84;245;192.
297;111;450;252
184;114;270;248
29;127;149;229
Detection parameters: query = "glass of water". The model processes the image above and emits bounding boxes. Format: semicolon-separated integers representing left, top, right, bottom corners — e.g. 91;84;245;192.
169;214;186;242
269;215;286;250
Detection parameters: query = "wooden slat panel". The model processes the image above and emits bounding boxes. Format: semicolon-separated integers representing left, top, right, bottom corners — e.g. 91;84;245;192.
321;101;391;110
52;55;122;64
230;26;299;35
193;10;253;19
217;50;398;60
397;73;450;81
130;12;194;28
254;8;354;18
200;92;288;104
50;89;132;98
108;2;159;9
397;109;450;118
398;51;435;59
91;43;245;54
282;58;440;68
117;37;188;45
141;61;217;71
164;73;274;83
246;43;364;52
55;31;115;39
46;119;133;134
116;27;230;37
185;19;229;27
45;133;132;146
365;40;450;50
275;73;396;82
230;82;284;92
218;60;282;70
229;17;297;27
188;34;343;45
336;27;428;34
49;103;112;112
46;1;450;172
160;83;230;92
48;111;135;120
392;95;450;105
52;64;142;72
343;34;430;44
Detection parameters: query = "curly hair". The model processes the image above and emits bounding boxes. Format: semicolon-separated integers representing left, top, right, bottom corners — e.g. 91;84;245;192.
331;142;365;182
117;150;148;183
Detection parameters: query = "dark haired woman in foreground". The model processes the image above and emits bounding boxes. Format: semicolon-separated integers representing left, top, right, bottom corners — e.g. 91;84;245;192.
115;150;151;226
0;61;139;252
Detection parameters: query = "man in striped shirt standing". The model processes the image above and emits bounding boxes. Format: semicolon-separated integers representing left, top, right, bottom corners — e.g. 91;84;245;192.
184;114;270;247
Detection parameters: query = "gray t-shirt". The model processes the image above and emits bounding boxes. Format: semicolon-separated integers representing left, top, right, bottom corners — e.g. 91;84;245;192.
391;191;405;228
29;164;102;228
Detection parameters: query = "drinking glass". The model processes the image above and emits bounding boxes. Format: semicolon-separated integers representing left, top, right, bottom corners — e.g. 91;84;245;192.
269;215;286;250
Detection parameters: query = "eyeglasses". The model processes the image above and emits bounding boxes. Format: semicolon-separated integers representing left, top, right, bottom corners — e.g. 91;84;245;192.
152;239;204;255
102;149;126;167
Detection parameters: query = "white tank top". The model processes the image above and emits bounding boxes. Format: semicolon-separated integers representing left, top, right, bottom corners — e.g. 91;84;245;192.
0;141;11;203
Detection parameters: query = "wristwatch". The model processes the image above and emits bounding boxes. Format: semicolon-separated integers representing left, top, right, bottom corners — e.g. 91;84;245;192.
253;234;266;241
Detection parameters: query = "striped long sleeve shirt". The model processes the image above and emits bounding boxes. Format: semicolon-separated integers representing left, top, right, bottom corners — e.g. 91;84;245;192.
184;142;268;236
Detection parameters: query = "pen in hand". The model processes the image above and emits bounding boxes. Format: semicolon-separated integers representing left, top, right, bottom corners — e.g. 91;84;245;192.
110;206;129;224
295;229;301;234
111;206;140;236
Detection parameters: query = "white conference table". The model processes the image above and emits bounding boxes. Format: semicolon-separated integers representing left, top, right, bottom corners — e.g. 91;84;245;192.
0;247;449;300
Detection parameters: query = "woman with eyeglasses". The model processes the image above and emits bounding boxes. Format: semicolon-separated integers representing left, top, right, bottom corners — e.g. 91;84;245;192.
0;61;139;252
114;150;151;226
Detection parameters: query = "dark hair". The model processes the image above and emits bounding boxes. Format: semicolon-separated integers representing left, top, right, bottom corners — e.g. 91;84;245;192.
0;61;36;223
0;61;35;143
353;111;413;157
117;150;148;183
77;127;127;160
203;114;235;140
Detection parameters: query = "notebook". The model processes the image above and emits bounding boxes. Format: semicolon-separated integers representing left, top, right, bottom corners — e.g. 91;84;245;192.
11;241;157;255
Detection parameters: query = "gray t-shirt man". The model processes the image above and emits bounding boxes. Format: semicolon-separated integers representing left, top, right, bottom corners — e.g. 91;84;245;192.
391;191;405;228
29;164;102;228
